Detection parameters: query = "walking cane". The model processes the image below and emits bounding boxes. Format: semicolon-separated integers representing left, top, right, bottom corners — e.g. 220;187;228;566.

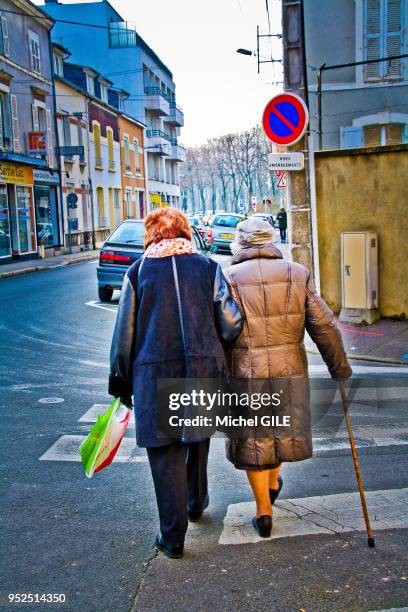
338;380;375;548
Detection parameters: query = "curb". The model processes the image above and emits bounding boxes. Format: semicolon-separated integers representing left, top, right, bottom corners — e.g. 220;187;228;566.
306;347;408;366
0;254;99;279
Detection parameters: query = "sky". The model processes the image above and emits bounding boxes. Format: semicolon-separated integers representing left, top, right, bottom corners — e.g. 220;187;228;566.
35;0;283;147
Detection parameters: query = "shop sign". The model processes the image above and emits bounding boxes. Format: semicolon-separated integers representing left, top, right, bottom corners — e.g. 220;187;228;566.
28;132;47;154
33;169;60;185
0;163;33;185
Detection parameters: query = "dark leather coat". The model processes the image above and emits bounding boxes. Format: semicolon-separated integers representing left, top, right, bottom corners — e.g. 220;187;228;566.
109;253;242;447
223;244;352;470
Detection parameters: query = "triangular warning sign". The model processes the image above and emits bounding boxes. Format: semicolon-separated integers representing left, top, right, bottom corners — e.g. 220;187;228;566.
276;172;287;189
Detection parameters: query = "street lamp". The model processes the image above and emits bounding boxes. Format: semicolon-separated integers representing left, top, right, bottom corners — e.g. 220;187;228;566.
236;48;253;56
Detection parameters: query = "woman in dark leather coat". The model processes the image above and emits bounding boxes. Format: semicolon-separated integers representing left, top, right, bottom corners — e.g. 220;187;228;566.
109;208;242;559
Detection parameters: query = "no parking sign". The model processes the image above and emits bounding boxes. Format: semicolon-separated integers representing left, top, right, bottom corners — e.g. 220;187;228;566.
262;93;309;146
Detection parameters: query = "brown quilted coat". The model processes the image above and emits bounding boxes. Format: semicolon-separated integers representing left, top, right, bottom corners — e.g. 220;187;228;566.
223;243;352;470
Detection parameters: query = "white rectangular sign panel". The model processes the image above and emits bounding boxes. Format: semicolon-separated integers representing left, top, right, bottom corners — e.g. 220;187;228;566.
268;152;304;171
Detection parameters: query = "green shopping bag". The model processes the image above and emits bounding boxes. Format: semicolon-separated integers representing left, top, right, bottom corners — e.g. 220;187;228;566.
80;398;131;478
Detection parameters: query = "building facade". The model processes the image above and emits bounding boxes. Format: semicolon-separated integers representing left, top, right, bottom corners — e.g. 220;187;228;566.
305;0;408;150
118;114;147;220
42;0;185;211
0;0;62;262
54;55;93;250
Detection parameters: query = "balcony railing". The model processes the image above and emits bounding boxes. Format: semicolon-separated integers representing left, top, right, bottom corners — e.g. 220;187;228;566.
109;22;137;48
108;160;116;172
125;163;132;173
146;129;172;142
95;157;103;169
99;216;109;228
144;86;169;100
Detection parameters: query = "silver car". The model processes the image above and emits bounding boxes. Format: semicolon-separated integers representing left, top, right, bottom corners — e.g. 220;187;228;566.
210;213;246;253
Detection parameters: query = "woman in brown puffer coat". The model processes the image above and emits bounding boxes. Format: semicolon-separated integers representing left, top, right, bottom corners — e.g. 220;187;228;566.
223;217;352;538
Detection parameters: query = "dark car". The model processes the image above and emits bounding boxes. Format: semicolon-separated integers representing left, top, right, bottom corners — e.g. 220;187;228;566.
96;219;210;302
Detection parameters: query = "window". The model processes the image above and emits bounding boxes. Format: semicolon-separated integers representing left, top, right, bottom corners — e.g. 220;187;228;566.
93;121;102;169
28;30;41;74
0;93;12;150
53;53;64;77
133;137;140;172
364;123;405;145
0;16;10;57
117;95;124;112
97;187;106;227
107;127;115;171
123;135;131;172
62;115;71;147
100;82;108;103
364;0;402;80
77;116;85;164
86;73;95;96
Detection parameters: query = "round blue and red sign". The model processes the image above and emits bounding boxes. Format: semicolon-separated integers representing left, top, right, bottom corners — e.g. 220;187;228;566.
262;93;309;146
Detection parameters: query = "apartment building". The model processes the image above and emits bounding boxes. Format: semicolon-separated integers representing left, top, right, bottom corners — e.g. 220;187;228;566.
0;0;62;262
305;0;408;150
42;0;185;211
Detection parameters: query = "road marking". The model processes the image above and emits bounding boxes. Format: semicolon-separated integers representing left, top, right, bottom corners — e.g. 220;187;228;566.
313;435;408;452
79;360;109;368
309;364;408;377
79;403;135;425
38;397;65;404
39;434;146;463
85;300;117;313
219;487;408;545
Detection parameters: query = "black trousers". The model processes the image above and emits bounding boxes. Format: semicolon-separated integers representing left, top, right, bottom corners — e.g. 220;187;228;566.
146;439;210;545
280;228;287;242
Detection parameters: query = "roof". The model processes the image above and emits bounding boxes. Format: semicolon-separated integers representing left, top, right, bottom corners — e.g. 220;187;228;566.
16;0;55;28
52;42;71;58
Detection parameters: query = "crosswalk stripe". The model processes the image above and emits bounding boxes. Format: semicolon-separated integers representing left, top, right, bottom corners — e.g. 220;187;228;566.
39;434;147;463
79;403;135;425
308;364;408;376
219;487;408;545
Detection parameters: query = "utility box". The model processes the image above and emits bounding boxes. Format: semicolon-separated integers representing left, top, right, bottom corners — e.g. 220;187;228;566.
339;232;379;324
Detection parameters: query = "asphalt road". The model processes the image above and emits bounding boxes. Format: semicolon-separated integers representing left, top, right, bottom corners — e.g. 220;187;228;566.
1;259;408;612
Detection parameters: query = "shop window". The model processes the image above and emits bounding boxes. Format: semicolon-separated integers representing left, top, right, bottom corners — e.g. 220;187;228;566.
0;184;11;257
28;30;41;74
34;185;59;247
16;186;36;253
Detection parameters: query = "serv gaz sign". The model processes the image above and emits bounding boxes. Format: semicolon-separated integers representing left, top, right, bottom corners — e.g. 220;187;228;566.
262;93;309;146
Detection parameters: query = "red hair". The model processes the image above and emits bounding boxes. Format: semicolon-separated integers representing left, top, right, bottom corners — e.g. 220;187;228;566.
144;207;192;249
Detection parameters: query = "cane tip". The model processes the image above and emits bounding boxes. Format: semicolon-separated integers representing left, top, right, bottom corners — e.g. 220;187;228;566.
367;537;375;548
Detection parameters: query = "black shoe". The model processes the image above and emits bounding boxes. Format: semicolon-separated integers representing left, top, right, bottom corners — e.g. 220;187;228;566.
155;534;184;559
187;495;209;522
252;515;272;538
269;476;283;505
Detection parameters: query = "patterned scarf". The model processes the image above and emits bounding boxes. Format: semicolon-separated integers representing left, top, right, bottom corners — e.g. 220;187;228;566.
144;237;197;258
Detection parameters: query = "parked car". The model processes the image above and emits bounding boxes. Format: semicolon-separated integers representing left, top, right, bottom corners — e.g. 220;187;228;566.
210;212;246;253
188;214;213;247
96;219;210;302
253;213;275;227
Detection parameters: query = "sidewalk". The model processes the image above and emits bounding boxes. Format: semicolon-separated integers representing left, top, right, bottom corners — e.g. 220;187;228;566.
306;318;408;365
0;249;99;279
